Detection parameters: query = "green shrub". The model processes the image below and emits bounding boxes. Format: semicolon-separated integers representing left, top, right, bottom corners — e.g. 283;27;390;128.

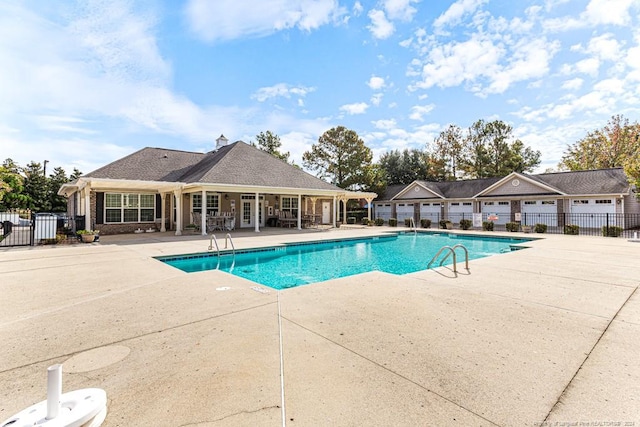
404;218;414;227
563;224;579;235
439;219;452;229
602;226;623;237
388;218;397;227
420;218;431;228
375;218;384;226
534;223;547;233
505;222;519;232
459;219;472;230
482;221;494;231
361;217;369;225
347;216;356;225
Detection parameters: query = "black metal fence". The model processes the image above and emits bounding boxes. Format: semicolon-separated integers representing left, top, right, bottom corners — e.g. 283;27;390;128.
0;211;84;247
388;211;640;238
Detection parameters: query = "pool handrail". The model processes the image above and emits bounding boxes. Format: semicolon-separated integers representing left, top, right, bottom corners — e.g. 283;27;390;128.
427;244;469;273
208;234;221;270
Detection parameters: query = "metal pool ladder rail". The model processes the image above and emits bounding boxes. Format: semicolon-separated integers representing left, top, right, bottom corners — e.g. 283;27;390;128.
409;217;417;234
208;234;221;269
427;244;469;274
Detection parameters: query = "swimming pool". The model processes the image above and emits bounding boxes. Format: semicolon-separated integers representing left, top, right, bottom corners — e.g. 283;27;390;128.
158;232;530;290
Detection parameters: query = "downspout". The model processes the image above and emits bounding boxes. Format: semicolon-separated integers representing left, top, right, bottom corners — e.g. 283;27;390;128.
333;195;336;228
254;192;260;232
297;194;302;230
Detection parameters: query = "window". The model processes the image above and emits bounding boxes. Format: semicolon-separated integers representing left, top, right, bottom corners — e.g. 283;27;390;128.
281;196;299;217
422;203;430;206
573;200;589;204
192;193;219;216
595;199;612;204
462;202;472;206
542;200;555;205
524;201;537;205
451;202;460;206
484;201;494;206
105;193;155;223
498;201;509;205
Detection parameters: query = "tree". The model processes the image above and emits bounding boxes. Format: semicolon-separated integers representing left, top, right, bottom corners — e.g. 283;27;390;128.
253;131;292;164
22;162;49;211
433;124;464;180
460;119;541;178
0;159;28;210
302;126;373;190
378;148;435;185
48;167;70;212
559;114;640;198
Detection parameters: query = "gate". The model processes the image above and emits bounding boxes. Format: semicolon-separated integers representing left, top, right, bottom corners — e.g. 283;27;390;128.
0;210;34;247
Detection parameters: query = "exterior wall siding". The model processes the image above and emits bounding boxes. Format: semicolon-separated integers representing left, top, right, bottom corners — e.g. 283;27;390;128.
484;179;550;196
396;185;439;199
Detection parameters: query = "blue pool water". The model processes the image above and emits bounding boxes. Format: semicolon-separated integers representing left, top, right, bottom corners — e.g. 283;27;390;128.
158;232;530;290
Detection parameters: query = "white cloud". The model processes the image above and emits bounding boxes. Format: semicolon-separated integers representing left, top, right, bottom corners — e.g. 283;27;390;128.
372;118;397;129
561;78;584;90
353;1;363;16
370;93;384;106
185;0;344;42
339;102;369;115
433;0;487;30
583;0;635;26
544;0;636;31
412;34;504;90
383;0;419;22
575;57;600;76
367;76;386;90
367;9;394;39
409;104;435;121
251;83;316;102
484;38;560;95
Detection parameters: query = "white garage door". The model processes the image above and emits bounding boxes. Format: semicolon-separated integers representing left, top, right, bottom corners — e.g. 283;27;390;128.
396;203;415;220
447;201;473;223
569;199;615;228
482;201;511;225
521;200;558;227
374;203;392;221
420;202;441;222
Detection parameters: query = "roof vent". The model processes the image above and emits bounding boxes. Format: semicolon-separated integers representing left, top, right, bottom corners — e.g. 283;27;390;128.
216;134;229;150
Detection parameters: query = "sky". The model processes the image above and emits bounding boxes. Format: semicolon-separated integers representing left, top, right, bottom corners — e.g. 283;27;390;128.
1;0;639;177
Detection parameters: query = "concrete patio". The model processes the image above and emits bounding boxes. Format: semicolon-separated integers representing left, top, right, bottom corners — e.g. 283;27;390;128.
1;227;639;426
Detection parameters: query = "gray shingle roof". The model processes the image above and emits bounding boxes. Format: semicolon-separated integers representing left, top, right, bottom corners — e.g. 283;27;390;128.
86;147;204;181
534;168;629;195
179;142;339;190
377;168;630;201
85;141;341;191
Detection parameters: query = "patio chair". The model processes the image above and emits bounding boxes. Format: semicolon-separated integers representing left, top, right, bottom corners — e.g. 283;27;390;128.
192;212;202;231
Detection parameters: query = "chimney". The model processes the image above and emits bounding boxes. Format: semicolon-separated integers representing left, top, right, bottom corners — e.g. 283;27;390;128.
216;134;229;150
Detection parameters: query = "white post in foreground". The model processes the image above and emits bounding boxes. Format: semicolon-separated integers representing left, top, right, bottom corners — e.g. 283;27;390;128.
46;364;62;420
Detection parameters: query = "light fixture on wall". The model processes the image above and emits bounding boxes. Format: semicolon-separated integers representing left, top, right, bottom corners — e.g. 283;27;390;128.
617;198;621;204
224;194;229;200
275;195;279;201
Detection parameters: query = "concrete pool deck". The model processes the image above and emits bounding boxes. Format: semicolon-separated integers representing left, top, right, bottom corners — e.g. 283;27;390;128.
1;227;639;426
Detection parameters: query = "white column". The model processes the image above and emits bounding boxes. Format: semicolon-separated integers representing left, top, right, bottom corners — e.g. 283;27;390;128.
254;192;260;232
84;189;92;231
297;194;302;230
201;190;207;235
174;190;182;236
332;196;336;227
160;193;166;232
366;197;374;220
342;198;348;224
